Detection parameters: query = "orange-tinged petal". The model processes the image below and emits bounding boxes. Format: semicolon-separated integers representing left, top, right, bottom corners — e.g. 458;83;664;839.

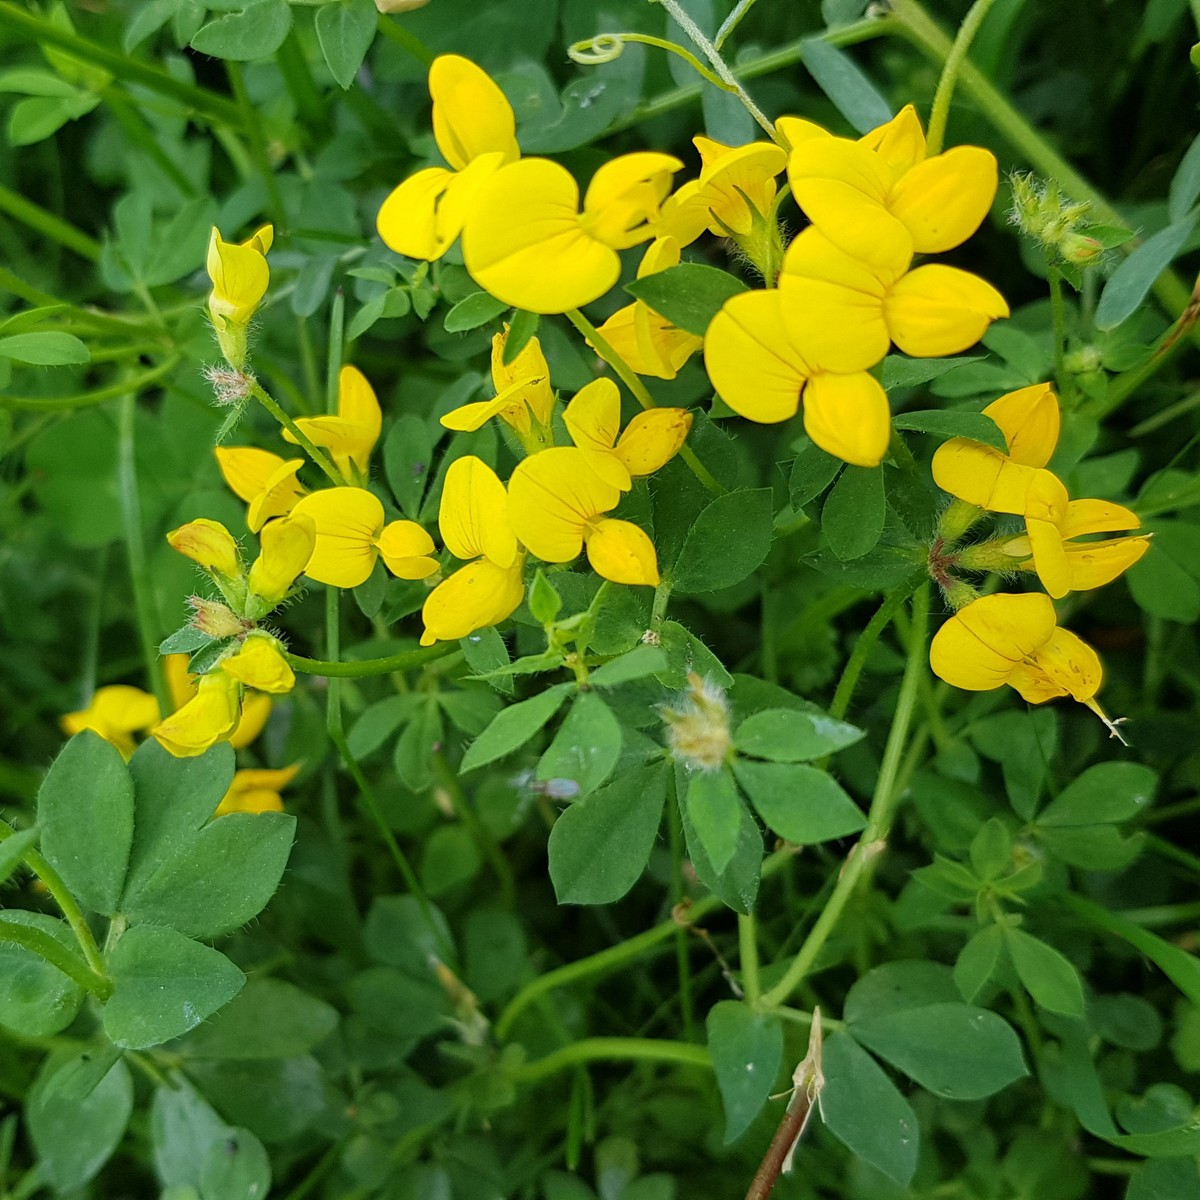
429;54;519;172
1063;535;1152;591
585;518;660;586
420;558;525;645
152;671;241;758
885;264;1009;357
1061;498;1140;538
290;487;383;588
438;456;516;567
802;371;891;468
859;104;926;173
888;146;997;253
221;633;295;694
616;408;693;476
167;518;242;578
507;446;620;563
982;383;1059;466
228;690;271;749
704;290;809;423
376;520;439;579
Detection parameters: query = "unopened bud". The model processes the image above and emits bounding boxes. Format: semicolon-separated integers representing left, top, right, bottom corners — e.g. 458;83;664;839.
662;672;732;772
188;597;248;639
376;0;429;9
1060;232;1103;265
167;519;242;579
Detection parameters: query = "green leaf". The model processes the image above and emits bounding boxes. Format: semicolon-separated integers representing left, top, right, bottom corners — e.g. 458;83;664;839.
624;264;748;337
589;644;668;688
850;1002;1028;1099
672;488;773;593
151;1079;231;1191
190;0;292;60
1105;1126;1200;1157
1127;1160;1200;1199
180;977;338;1060
315;0;376;88
529;569;563;625
733;707;864;762
706;1001;783;1144
1128;523;1200;621
684;767;743;874
159;625;211;656
822;466;885;561
537;691;622;797
733;760;866;844
882;354;984;390
1038;762;1157;826
27;1049;133;1192
1006;929;1085;1017
200;1127;271;1200
460;683;573;772
393;697;443;791
0;825;37;884
891;410;1007;450
38;731;133;915
384;414;435;521
503;309;540;362
0;912;85;1036
1169;130;1200;220
843;960;960;1022
1036;824;1142;870
347;694;420;759
679;771;761;914
954;925;1004;1003
0;330;89;365
420;824;482;895
798;37;892;133
1095;216;1197;330
104;925;245;1050
969;817;1012;880
789;440;842;507
443;290;510;333
461;626;514;695
548;762;667;904
821;1031;918;1185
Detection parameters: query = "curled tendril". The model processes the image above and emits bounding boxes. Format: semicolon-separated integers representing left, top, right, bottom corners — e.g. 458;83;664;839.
568;33;627;66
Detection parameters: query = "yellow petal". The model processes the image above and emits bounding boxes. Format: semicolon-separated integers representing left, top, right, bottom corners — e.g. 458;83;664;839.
228;690;271;749
885;264;1009;357
207;226;271;326
215;766;299;817
284;369;380;475
491;327;554;427
582;151;682;249
248;513;316;609
438;456;517;566
858;104;926;173
289;487;383;588
62;686;161;756
775;115;833;152
507;446;620;563
1061;498;1140;538
982;383;1059;467
693;139;787;235
376;520;439;579
1027;518;1071;599
704;290;809;423
215;446;292;504
245;459;307;533
888;146;998;253
584;518;660;586
1063;535;1152;591
463;158;618;313
931;440;1041;514
162;653;197;711
779;274;890;375
930;592;1056;692
377;166;459;261
167;518;242;578
1010;628;1103;705
803;372;891;468
616;408;694;476
429;54;519;171
420;558;525;644
221;634;295;695
152;671;241;758
654;179;711;246
563;378;630;490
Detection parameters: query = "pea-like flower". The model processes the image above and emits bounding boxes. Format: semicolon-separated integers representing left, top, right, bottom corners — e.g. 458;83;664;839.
377;54;519;262
507;446;660;586
246;513;317;617
207;224;273;370
61;686;161;759
462;152;683;313
220;632;296;694
167;518;243;581
152;670;242;758
214;765;300;817
283;365;382;484
215;446;307;532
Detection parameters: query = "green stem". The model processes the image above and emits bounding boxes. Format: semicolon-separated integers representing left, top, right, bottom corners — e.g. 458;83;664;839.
760;583;930;1008
324;587;344;741
924;0;1000;156
249;382;343;485
0;355;182;413
0;181;100;261
714;0;758;50
0;919;110;998
667;790;695;1041
326;288;345;410
226;63;286;228
574;32;745;102
375;13;436;66
512;1037;710;1086
286;644;454;678
650;579;673;632
738;914;760;1005
117;394;170;715
1047;261;1074;407
564;307;725;497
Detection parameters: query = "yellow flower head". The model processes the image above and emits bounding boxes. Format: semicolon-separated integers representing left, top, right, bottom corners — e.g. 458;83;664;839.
61;686;161;759
290;487;438;588
507;446;659;585
463;152;682;313
781;104;998;271
167;518;242;579
377;54;519;261
594;238;704;381
207;224;273;369
162;653;271;750
216;446;307;533
152;669;241;759
220;633;295;695
214;765;300;817
703;288;891;467
421;456;524;646
247;512;317;616
562;377;692;491
441;326;554;439
283;365;382;482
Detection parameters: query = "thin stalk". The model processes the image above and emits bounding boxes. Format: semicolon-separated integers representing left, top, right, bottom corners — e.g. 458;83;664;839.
0;181;100;261
286;644;454;677
760;583;931;1008
375;14;436;66
924;0;1001;156
249;382;343;485
573;33;741;100
745;1080;815;1200
512;1037;710;1086
714;0;759;50
668;790;695;1041
326;289;345;410
1047;261;1074;408
0;355;182;413
738;914;760;1005
226;63;286;227
0;918;110;997
564;307;725;496
117;394;170;715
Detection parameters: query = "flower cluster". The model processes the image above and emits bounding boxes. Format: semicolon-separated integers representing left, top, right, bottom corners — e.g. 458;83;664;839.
926;384;1149;734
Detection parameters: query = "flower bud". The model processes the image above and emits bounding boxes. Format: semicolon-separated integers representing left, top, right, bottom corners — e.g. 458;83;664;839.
152;671;241;758
207;225;273;370
247;513;316;619
167;519;242;579
188;596;248;639
220;633;295;695
662;672;732;772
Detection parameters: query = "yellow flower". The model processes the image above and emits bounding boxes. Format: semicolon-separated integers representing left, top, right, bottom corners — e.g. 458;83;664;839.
282;365;382;483
462;152;683;313
507;447;660;586
215;446;307;533
220;633;295;694
441;326;554;444
290;487;438;588
703;288;891;467
162;653;271;750
377;54;519;261
593;238;703;380
929;592;1123;734
780;104;997;271
167;518;242;579
779;220;1009;368
152;670;242;758
562;377;692;491
61;686;160;758
421;456;525;645
214;765;300;817
207;224;273;369
247;513;316;616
